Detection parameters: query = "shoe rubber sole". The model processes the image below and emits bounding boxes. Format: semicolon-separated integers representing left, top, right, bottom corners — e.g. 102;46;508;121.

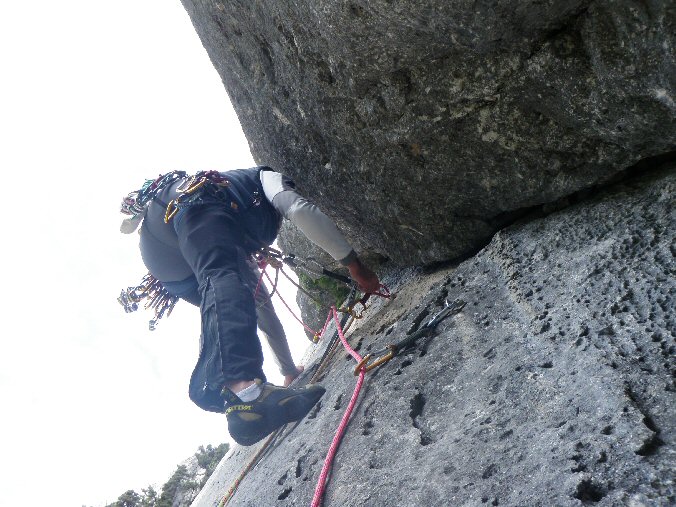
226;384;325;446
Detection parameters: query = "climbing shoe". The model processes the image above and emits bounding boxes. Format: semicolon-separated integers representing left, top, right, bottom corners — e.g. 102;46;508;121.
223;379;326;446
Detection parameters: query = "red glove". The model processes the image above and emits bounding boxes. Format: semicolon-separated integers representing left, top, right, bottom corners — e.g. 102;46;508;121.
347;258;380;293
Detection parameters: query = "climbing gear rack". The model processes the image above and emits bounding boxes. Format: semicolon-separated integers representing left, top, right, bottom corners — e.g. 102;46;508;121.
120;170;186;218
117;273;179;331
164;170;232;223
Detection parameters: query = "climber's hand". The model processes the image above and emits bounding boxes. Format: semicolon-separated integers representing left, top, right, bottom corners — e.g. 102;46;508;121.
347;258;380;293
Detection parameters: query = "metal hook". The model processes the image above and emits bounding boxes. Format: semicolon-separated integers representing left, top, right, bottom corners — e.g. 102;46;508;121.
353;345;398;375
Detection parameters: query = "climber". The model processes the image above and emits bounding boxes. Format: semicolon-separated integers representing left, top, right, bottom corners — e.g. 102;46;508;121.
119;166;380;446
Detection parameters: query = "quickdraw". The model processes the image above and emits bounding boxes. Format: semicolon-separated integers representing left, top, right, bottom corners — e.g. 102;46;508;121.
354;297;466;375
282;253;353;286
117;273;179;331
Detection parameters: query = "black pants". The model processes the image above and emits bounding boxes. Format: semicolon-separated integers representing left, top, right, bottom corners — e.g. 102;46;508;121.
175;203;267;413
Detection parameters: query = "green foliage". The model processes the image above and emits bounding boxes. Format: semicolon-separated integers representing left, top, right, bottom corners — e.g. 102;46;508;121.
101;442;229;507
140;487;158;507
157;464;189;507
104;486;158;507
106;490;141;507
195;443;230;486
298;272;351;308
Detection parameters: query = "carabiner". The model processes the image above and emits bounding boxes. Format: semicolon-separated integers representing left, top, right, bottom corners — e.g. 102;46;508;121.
427;298;466;328
354;345;397;375
350;301;367;319
164;198;180;223
176;175;207;194
336;301;363;319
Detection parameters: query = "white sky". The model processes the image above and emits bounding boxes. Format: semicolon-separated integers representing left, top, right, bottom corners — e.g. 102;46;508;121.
0;2;311;506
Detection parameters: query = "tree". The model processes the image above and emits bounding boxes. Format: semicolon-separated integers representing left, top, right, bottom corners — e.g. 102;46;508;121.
106;489;141;507
140;486;159;507
157;465;189;507
97;442;229;507
195;443;230;486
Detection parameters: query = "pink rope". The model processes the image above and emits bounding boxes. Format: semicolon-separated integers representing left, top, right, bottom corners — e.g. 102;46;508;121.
311;306;366;507
318;311;333;341
263;270;320;337
254;263;267;299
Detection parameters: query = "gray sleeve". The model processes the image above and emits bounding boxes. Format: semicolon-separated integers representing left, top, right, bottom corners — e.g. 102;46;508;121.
260;170;356;264
260;169;296;202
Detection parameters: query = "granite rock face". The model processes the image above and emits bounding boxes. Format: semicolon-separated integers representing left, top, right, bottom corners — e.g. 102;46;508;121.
177;1;675;504
193;164;674;506
181;0;675;264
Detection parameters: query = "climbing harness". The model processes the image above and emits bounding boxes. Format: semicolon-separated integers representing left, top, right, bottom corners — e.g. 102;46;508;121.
164;170;232;223
117;273;179;331
118;170;191;329
118;170;265;329
355;298;466;374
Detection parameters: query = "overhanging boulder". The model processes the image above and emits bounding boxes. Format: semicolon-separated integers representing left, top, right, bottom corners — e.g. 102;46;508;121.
181;0;675;264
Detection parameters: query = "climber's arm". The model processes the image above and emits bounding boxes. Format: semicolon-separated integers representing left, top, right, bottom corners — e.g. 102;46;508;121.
260;170;379;292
